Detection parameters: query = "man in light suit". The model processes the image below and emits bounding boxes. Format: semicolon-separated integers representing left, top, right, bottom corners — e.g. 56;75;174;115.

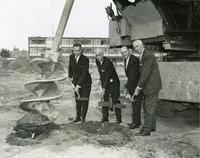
68;43;92;123
132;40;162;136
120;46;143;129
95;49;122;124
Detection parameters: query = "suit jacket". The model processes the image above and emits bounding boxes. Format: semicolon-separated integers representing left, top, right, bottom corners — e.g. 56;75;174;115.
124;54;140;95
68;54;92;88
138;50;162;95
96;57;120;90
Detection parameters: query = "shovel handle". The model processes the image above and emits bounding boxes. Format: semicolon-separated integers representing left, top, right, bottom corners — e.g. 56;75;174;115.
66;80;81;98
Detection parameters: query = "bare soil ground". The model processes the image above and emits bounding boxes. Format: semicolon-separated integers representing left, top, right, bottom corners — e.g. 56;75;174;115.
0;66;199;158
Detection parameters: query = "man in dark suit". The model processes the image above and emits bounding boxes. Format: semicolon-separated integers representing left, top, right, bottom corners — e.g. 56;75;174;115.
95;48;122;124
68;43;92;123
132;40;162;136
120;46;143;129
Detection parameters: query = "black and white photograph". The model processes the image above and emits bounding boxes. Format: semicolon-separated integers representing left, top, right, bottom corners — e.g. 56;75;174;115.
0;0;200;157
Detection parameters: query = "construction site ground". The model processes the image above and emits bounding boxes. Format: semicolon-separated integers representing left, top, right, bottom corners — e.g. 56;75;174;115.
0;59;199;158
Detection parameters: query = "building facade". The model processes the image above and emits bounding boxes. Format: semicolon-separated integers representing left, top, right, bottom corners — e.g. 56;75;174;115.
28;36;125;65
28;37;110;57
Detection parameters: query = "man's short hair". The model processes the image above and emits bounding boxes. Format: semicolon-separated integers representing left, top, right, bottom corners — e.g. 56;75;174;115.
95;48;104;55
121;45;128;50
133;40;143;46
73;43;82;48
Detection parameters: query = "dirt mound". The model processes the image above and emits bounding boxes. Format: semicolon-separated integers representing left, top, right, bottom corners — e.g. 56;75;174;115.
8;56;66;74
6;133;40;146
6;121;59;146
8;56;35;73
61;121;134;146
16;113;51;130
6;121;134;147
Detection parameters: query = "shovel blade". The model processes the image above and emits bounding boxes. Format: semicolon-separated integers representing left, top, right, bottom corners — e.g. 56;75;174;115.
98;101;112;108
113;103;126;109
76;97;89;101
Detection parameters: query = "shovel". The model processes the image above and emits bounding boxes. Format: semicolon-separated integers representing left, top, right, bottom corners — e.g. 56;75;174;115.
113;102;126;109
66;80;89;101
98;92;112;108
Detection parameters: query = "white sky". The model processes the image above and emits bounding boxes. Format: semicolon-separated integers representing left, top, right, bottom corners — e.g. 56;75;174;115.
0;0;113;50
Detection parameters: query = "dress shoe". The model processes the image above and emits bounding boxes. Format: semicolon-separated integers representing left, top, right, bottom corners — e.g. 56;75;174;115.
127;123;138;129
101;119;108;123
151;129;156;132
116;120;122;124
109;107;114;111
73;118;81;123
137;129;143;134
81;119;85;123
129;124;139;129
127;122;141;126
139;128;156;132
135;130;150;136
127;123;133;126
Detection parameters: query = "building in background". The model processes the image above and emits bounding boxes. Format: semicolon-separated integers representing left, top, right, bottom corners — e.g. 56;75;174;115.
10;47;28;58
28;36;123;65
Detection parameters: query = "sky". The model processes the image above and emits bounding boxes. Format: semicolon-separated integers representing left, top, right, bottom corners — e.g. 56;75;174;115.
0;0;114;50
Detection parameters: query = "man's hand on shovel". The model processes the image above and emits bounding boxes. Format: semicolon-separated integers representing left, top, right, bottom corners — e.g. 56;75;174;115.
101;88;105;99
130;94;137;102
75;85;81;93
66;78;80;98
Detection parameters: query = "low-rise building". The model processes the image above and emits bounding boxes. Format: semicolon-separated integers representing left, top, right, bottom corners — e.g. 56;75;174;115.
28;36;126;65
28;37;109;56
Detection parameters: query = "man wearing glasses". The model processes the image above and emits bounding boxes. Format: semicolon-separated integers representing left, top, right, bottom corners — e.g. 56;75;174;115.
68;43;92;123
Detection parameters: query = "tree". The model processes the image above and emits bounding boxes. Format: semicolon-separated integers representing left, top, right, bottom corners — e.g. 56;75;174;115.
0;48;10;58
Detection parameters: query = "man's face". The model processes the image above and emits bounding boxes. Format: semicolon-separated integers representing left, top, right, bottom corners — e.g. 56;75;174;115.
120;47;129;59
73;46;81;56
95;51;104;62
133;42;143;54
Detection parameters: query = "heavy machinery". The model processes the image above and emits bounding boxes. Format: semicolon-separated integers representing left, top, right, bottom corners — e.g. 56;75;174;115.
22;0;200;119
36;0;200;110
49;0;200;110
107;0;200;111
7;0;75;141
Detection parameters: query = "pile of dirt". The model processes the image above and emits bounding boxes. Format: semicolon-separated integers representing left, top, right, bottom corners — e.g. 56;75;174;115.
7;56;66;74
6;109;60;146
6;121;134;147
6;133;40;146
61;121;134;146
8;56;35;73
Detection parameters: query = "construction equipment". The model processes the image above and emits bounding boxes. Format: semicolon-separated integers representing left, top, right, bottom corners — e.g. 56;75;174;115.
108;0;200;109
47;0;75;66
13;0;76;139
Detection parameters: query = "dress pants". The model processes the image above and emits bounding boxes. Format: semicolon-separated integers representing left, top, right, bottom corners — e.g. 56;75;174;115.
75;86;91;121
142;92;159;132
131;93;143;126
102;82;121;122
